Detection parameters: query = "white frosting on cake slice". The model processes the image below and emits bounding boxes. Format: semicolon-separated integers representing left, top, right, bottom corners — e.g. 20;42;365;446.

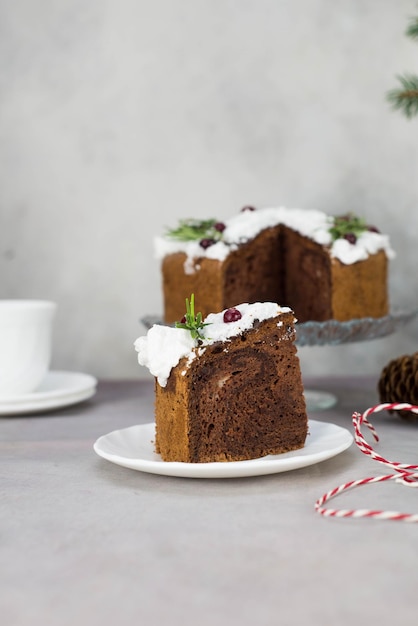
134;302;292;387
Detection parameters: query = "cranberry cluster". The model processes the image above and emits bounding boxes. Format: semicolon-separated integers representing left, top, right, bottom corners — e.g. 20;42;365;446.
198;207;257;249
199;221;226;249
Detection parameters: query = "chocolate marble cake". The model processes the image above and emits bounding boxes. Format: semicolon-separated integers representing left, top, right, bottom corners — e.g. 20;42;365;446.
135;301;308;463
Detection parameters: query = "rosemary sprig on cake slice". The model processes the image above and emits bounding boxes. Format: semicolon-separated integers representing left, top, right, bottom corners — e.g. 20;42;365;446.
166;218;226;249
175;294;210;340
329;213;380;245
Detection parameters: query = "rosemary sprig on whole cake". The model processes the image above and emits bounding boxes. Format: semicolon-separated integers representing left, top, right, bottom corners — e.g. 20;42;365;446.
166;218;226;249
329;213;379;245
175;294;210;340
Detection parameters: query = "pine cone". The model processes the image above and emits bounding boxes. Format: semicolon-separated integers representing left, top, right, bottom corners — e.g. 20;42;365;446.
378;352;418;420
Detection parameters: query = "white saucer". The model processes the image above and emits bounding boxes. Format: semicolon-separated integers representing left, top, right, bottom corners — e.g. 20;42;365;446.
0;371;97;416
94;420;353;479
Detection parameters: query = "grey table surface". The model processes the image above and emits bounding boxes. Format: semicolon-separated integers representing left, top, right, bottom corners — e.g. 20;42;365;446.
1;376;418;626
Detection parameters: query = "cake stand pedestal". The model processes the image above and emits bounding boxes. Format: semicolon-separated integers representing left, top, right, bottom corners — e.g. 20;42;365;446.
303;389;338;411
296;309;418;411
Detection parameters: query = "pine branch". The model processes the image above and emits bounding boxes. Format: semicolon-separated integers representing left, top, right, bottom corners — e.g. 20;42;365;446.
387;74;418;119
166;219;221;242
174;294;210;340
329;213;368;242
406;16;418;40
387;14;418;118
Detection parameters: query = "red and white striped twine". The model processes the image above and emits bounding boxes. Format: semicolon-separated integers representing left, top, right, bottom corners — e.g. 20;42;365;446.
315;402;418;522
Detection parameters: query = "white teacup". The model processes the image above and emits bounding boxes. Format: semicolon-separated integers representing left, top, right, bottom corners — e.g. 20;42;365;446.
0;300;56;396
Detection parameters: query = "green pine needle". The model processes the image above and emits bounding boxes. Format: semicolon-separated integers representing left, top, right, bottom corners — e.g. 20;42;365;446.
387;74;418;119
174;294;210;340
166;219;222;242
406;16;418;40
329;213;368;242
387;15;418;119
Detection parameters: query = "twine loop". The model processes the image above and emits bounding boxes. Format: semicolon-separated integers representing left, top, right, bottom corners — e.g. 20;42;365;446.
315;403;418;522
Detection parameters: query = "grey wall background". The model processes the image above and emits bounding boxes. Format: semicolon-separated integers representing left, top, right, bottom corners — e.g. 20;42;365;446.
1;0;417;383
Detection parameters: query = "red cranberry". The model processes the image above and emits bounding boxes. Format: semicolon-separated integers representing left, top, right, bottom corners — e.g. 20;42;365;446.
344;233;357;244
240;205;256;212
179;315;186;324
199;238;216;249
214;222;226;232
223;307;242;323
368;225;380;233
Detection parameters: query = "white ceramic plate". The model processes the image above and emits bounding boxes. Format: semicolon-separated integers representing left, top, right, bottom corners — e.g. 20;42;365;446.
94;420;353;478
0;371;97;416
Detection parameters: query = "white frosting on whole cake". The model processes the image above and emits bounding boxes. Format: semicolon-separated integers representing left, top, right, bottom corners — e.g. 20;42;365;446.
154;206;395;269
330;230;393;264
222;207;333;248
134;302;291;387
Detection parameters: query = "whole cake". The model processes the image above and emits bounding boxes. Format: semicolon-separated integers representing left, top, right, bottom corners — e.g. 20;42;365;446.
134;298;308;463
155;206;395;324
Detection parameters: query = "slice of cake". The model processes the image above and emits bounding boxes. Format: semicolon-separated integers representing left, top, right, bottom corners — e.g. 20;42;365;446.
134;298;308;463
155;207;395;324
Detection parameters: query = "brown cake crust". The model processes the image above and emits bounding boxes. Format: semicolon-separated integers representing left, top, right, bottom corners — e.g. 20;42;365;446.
331;250;388;321
162;253;224;324
155;311;308;463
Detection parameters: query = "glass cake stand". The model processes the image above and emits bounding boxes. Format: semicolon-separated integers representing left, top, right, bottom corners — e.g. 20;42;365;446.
294;309;418;347
296;309;418;410
140;309;418;412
